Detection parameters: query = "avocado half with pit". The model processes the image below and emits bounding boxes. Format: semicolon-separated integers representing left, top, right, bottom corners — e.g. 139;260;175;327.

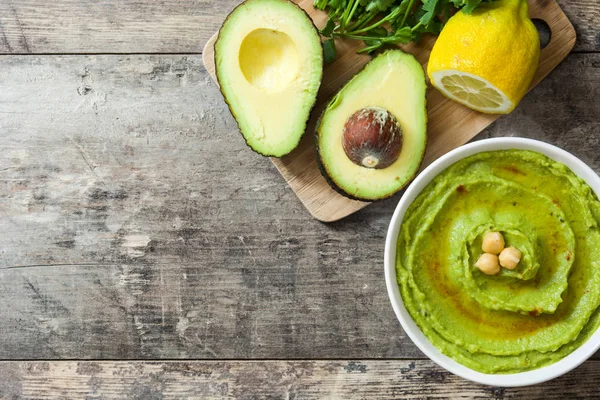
215;0;323;157
316;50;427;201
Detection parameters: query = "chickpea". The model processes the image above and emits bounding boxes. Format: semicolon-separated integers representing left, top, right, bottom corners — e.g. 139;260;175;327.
474;253;501;275
499;246;522;270
482;231;505;255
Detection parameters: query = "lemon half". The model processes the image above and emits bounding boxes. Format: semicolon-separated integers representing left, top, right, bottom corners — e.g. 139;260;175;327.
427;0;540;114
429;70;513;114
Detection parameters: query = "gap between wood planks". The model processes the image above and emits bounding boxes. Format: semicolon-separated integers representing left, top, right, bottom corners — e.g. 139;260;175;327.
0;52;203;55
0;357;431;361
0;49;598;56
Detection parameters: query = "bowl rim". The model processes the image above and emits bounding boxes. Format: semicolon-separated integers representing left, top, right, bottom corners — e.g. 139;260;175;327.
384;137;600;387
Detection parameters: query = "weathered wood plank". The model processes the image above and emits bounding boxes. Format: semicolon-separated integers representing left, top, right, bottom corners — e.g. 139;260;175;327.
0;0;597;54
0;54;418;359
0;360;600;399
1;54;600;359
0;1;238;54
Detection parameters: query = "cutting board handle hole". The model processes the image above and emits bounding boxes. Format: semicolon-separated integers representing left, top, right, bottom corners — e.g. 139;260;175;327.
532;18;552;49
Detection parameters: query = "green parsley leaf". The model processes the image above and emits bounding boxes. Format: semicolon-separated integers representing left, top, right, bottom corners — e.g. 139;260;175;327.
320;18;336;37
394;26;415;43
419;0;440;26
462;0;483;14
361;0;395;12
314;0;495;60
323;38;337;63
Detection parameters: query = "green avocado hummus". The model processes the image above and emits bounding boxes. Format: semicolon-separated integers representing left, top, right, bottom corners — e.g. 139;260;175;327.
396;150;600;373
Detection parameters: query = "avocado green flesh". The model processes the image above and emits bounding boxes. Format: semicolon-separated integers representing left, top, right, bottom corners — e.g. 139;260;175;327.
317;50;427;200
215;0;323;157
396;150;600;373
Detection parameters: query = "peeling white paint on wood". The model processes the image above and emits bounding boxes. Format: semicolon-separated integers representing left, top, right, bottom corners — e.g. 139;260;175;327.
121;234;151;258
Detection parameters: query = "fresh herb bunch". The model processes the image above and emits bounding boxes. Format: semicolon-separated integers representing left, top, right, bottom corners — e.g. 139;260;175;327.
315;0;494;62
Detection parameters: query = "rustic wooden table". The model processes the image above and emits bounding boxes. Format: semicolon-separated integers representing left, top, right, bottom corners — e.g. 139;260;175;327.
0;0;599;398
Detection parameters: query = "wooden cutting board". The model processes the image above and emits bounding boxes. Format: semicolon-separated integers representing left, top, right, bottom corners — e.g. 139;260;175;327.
203;0;576;222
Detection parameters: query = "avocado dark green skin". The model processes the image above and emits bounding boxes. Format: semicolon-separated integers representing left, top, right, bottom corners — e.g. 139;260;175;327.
314;50;428;201
214;0;324;158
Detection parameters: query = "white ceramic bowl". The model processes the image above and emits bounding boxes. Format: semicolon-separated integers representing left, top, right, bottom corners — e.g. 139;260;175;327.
384;137;600;387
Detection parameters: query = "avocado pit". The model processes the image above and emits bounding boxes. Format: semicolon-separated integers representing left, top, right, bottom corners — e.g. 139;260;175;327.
342;107;403;169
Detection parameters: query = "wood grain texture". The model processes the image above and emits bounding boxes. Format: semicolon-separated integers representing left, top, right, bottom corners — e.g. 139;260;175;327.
0;0;599;394
203;0;576;221
0;0;597;54
1;360;600;399
1;54;600;359
0;1;239;54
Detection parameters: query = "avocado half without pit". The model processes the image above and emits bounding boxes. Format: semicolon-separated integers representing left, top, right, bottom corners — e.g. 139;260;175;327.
316;50;428;201
214;0;323;157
